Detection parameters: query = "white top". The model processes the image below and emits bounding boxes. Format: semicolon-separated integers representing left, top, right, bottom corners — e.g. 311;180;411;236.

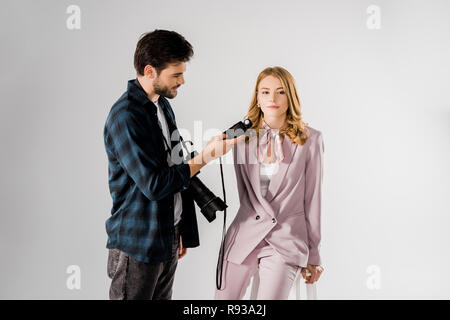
155;99;183;226
260;161;279;197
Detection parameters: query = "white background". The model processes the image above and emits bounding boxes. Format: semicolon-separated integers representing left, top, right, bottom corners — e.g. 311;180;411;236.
0;0;449;299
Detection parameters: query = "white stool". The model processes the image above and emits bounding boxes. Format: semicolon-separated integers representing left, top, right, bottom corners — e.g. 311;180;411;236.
248;268;317;300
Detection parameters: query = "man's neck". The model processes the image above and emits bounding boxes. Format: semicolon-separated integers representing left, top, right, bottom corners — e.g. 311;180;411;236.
137;77;160;103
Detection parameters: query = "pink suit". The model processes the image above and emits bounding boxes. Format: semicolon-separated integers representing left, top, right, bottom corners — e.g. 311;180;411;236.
215;126;324;299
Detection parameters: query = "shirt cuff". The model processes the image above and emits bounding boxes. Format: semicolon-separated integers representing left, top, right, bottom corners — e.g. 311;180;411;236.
175;163;192;191
307;250;322;266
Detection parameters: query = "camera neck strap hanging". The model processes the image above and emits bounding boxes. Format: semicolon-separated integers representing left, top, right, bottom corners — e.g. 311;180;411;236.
216;156;227;290
178;136;228;290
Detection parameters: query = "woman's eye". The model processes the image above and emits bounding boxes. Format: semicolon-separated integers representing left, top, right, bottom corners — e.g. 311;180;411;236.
262;91;269;94
278;91;285;94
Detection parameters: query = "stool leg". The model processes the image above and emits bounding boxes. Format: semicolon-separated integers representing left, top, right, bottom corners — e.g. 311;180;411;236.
306;283;318;300
250;272;260;300
295;271;301;300
303;269;318;300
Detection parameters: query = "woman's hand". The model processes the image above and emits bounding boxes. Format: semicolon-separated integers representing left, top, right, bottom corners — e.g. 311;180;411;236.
301;264;324;284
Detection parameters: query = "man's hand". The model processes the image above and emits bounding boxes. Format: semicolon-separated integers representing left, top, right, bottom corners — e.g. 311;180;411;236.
178;235;187;260
301;264;324;284
188;133;245;177
201;133;245;163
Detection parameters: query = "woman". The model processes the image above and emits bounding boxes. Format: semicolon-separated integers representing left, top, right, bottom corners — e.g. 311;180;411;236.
215;66;325;300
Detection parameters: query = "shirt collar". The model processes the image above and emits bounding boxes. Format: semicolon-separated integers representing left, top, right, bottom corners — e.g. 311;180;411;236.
127;79;176;128
127;78;157;114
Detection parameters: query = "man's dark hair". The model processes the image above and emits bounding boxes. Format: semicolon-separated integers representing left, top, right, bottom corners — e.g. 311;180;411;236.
134;29;194;76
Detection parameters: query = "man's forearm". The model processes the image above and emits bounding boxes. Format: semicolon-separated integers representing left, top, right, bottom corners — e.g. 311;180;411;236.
187;152;207;177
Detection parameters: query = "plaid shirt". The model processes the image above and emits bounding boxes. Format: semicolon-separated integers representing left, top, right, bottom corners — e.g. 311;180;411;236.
103;79;199;263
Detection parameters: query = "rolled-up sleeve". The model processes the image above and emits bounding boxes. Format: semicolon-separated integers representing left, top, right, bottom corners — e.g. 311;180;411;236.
107;109;191;201
304;131;324;266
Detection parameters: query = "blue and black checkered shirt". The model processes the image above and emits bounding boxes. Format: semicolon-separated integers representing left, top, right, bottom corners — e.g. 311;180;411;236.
103;79;199;263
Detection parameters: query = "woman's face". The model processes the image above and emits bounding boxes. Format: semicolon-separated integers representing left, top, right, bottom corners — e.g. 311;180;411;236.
257;75;289;118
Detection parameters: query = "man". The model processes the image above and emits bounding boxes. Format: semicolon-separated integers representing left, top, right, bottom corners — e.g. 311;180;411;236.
103;29;239;300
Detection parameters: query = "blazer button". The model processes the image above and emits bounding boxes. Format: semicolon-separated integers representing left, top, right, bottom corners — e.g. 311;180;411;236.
272;218;276;223
255;215;260;220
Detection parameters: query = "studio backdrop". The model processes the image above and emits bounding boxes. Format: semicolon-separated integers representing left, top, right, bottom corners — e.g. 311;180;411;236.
0;0;449;299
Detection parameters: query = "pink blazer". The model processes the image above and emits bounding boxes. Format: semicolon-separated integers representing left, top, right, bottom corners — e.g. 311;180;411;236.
223;126;324;267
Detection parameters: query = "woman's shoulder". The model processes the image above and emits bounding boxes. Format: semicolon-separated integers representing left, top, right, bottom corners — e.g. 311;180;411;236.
303;125;324;156
301;125;323;147
304;125;322;139
283;125;322;146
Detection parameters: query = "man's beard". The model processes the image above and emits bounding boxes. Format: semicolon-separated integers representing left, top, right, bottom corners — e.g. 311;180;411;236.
154;77;178;99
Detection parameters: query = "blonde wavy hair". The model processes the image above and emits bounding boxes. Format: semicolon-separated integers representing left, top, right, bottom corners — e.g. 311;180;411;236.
245;66;309;145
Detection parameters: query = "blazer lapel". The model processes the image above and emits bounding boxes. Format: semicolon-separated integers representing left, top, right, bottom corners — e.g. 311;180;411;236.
244;136;273;218
246;135;298;217
264;136;298;203
248;161;277;218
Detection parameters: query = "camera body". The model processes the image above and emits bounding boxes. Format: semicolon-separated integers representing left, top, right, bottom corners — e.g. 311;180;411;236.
224;118;252;139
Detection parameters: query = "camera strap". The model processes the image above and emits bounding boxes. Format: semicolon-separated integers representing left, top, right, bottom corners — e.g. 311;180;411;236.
178;136;227;290
216;156;227;290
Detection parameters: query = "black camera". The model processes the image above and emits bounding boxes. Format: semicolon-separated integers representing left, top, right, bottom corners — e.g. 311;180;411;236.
183;119;252;222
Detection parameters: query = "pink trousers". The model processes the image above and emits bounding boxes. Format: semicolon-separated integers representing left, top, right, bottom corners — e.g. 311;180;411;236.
214;239;299;300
